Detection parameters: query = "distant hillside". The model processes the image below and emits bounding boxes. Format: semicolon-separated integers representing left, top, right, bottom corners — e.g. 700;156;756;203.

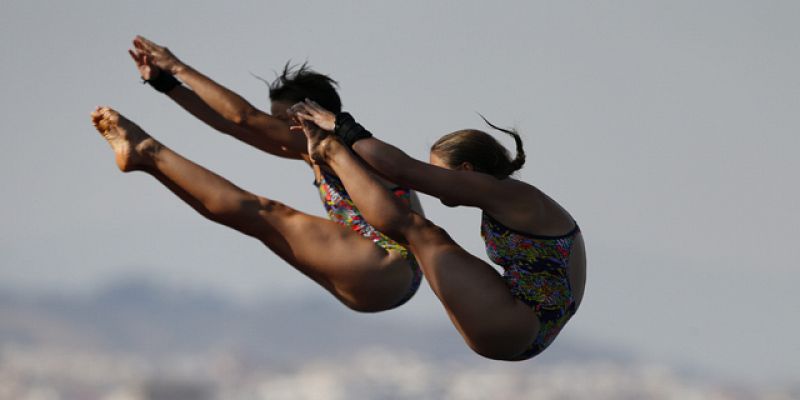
1;279;794;399
0;278;621;367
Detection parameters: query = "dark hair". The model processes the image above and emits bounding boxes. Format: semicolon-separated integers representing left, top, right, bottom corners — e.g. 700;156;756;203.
430;116;525;179
266;62;342;113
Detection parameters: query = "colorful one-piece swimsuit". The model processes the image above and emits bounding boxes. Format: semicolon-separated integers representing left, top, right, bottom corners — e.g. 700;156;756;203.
480;212;580;359
315;170;423;307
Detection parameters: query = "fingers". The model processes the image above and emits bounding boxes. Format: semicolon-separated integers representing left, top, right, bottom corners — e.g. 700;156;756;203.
287;102;313;120
135;35;156;50
304;99;334;119
133;36;162;57
130;42;150;64
293;111;315;121
138;35;156;47
288;114;304;132
133;37;145;52
304;98;324;113
298;121;317;141
288;101;308;114
128;49;140;64
293;100;321;114
292;99;333;119
288;101;335;131
128;49;158;80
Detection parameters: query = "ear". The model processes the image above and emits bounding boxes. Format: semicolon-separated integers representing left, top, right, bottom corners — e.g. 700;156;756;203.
457;162;474;171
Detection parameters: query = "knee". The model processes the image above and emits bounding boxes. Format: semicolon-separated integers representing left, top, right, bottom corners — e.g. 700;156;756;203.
459;315;539;361
401;215;453;247
340;299;390;313
370;209;418;241
465;331;533;361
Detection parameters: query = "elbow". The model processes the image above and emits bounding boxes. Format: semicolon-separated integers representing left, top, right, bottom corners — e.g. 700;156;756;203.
230;107;257;127
229;113;245;126
371;205;419;242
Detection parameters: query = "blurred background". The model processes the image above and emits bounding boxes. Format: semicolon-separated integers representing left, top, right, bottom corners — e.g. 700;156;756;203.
1;1;798;399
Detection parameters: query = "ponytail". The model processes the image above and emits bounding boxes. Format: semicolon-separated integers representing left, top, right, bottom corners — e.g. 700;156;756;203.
478;114;525;176
431;115;527;179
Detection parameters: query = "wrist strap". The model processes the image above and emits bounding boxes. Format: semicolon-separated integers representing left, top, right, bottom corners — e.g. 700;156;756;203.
334;112;373;147
146;72;181;93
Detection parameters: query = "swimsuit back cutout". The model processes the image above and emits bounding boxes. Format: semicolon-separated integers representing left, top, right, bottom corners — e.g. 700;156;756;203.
480;212;580;358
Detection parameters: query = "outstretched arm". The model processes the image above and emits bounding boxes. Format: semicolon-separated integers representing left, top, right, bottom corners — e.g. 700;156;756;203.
291;101;518;214
354;138;517;212
130;36;307;160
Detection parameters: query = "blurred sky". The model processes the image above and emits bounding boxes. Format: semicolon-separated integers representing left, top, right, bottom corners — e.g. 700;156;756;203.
1;0;798;385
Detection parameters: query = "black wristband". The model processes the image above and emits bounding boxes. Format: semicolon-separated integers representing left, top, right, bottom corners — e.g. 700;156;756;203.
146;72;181;93
334;112;373;147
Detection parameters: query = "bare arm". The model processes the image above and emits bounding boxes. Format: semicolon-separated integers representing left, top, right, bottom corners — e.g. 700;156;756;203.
131;36;307;159
291;101;526;215
352;137;517;213
170;85;305;158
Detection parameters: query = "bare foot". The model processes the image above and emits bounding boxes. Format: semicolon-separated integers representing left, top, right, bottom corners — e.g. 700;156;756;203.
91;107;157;172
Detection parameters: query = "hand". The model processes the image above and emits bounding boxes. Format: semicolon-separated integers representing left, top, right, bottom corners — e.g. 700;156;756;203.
290;114;339;166
289;99;336;131
128;48;161;81
293;116;327;165
132;35;184;75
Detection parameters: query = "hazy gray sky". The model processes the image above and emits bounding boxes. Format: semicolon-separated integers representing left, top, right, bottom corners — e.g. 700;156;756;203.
1;0;798;384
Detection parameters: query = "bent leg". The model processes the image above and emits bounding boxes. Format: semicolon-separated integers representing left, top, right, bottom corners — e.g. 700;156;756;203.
315;133;539;359
403;216;540;359
91;107;415;311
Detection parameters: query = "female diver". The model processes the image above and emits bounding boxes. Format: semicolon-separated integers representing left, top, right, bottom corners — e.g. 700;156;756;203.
290;100;586;360
94;36;424;312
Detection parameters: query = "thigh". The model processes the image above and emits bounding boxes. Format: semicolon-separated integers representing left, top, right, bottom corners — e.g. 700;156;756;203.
404;217;540;359
251;201;417;311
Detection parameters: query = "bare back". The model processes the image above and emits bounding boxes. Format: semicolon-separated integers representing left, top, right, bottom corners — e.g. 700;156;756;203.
486;178;586;309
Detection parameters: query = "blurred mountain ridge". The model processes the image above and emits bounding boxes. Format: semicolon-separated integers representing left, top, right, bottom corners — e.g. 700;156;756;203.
1;277;797;399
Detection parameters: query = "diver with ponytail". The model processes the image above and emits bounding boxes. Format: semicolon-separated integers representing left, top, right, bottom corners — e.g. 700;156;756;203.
291;100;586;360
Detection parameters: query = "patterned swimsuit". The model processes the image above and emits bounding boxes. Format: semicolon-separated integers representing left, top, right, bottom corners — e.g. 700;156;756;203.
481;212;580;359
315;170;423;307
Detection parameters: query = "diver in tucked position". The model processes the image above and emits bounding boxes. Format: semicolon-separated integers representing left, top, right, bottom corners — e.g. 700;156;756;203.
91;36;425;312
290;100;586;360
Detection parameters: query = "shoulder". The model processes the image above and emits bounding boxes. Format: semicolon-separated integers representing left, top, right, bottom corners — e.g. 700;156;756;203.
484;179;575;236
484;178;546;213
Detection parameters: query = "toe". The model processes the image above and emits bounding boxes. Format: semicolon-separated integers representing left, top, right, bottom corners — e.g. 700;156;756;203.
106;109;120;125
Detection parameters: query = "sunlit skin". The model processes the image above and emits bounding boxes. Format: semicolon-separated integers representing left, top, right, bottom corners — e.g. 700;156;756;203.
118;35;585;359
292;101;586;360
92;106;427;311
98;36;426;312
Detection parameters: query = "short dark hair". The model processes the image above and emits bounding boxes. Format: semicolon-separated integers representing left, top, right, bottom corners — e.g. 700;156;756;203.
268;62;342;113
431;117;526;179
